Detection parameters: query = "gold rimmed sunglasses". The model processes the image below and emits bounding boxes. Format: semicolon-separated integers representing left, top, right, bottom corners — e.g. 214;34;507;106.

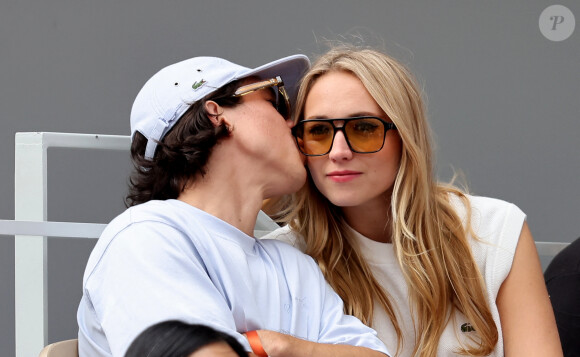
232;76;290;120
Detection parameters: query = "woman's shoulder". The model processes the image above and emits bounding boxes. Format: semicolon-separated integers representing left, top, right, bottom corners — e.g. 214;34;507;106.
449;193;525;227
450;193;526;266
260;225;307;252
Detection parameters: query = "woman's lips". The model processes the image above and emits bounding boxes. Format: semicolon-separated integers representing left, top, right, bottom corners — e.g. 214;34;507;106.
327;170;362;183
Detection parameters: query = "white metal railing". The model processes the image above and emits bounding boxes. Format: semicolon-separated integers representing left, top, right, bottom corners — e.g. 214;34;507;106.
4;131;570;357
0;220;106;238
535;241;570;258
13;132;130;357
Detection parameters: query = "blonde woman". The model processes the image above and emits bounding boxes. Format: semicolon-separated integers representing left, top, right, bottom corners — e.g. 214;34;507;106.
264;47;562;357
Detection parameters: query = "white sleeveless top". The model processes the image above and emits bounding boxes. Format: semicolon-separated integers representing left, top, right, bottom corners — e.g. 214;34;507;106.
263;194;526;356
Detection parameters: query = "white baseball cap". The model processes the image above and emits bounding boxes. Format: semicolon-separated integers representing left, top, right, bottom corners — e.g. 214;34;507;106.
130;54;310;159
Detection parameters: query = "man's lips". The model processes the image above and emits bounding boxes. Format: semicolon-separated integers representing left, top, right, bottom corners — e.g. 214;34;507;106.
327;170;362;182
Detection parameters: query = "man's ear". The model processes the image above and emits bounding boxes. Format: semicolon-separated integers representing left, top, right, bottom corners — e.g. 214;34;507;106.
204;100;223;127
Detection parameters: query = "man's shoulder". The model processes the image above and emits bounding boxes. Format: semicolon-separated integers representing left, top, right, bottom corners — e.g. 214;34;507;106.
85;201;197;278
259;231;319;272
125;199;186;222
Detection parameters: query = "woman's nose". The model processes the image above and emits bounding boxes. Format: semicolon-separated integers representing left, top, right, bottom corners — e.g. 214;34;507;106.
328;130;353;161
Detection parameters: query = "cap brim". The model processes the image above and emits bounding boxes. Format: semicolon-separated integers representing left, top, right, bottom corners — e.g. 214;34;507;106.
236;54;310;102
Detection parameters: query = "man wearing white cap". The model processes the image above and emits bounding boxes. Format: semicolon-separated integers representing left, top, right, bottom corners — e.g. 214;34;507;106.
76;55;390;357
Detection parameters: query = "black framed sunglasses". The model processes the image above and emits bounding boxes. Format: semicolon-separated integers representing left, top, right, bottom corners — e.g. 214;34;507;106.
232;76;290;120
292;116;397;156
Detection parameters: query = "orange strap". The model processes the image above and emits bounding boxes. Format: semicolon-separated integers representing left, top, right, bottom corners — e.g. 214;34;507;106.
246;330;268;357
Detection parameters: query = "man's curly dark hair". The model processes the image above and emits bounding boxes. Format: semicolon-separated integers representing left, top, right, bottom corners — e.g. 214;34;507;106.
125;80;243;207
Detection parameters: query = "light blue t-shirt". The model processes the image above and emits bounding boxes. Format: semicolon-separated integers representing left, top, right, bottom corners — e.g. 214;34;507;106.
77;199;388;357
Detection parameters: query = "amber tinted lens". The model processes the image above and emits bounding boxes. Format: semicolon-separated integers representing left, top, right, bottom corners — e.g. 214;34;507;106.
345;118;385;152
296;121;334;155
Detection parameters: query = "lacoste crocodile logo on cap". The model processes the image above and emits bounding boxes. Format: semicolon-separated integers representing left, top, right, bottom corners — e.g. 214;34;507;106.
192;79;207;91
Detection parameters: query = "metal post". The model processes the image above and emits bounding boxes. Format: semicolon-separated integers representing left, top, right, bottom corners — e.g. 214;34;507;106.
15;132;48;357
14;132;130;357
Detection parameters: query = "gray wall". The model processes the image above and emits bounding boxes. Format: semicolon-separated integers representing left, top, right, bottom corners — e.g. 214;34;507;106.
1;0;578;355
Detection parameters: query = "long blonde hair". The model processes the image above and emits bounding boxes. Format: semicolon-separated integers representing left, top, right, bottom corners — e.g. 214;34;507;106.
282;47;497;356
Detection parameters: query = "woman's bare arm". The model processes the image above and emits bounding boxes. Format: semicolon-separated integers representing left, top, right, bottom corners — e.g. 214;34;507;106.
497;221;563;356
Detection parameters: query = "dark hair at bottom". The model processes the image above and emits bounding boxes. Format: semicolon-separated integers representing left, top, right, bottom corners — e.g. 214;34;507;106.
124;320;248;357
125;80;243;207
